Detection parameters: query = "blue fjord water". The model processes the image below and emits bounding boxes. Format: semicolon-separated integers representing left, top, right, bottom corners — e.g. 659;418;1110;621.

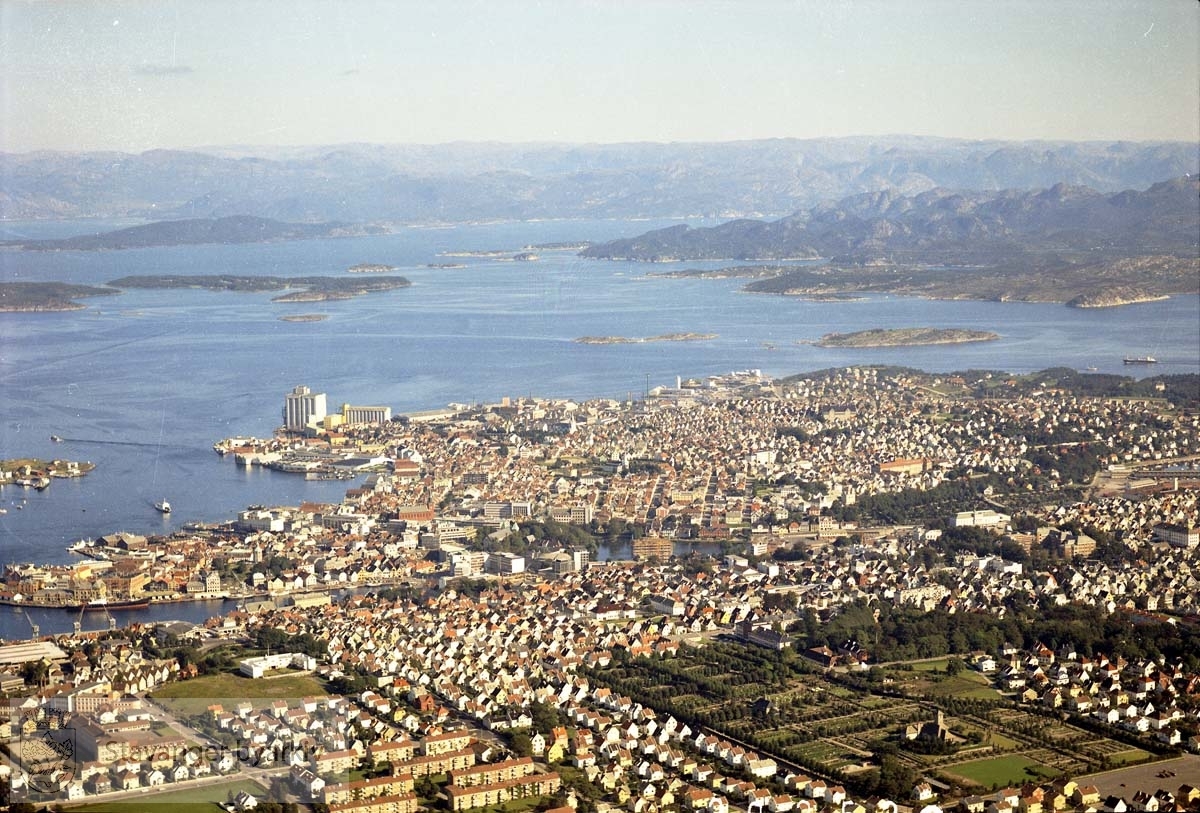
0;217;1197;636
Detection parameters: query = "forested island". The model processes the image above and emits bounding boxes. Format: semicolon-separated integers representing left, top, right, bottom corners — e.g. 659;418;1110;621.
3;215;384;251
814;327;999;348
575;332;718;344
440;249;511;258
107;274;411;302
0;282;118;312
739;256;1197;307
650;265;784;280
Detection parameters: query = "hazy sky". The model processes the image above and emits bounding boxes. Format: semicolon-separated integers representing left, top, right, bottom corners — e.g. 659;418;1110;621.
2;0;1197;153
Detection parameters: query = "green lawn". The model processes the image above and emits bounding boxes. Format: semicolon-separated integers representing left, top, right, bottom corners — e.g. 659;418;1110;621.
915;670;1001;700
947;755;1059;788
910;658;951;672
988;732;1021;749
1109;748;1152;766
67;778;265;812
151;670;327;717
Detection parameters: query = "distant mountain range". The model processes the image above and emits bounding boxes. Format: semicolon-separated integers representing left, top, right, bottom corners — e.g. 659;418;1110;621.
581;177;1200;263
3;215;381;250
1;137;1196;223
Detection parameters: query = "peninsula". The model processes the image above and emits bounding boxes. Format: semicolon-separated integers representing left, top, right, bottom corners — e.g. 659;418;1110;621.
1066;285;1172;309
583;178;1200;308
814;327;999;348
574;332;719;344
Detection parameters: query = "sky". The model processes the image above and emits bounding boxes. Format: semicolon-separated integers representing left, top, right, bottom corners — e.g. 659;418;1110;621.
1;0;1197;153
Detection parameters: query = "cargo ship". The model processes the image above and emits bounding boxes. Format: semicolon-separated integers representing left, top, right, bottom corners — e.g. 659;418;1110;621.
1123;356;1157;364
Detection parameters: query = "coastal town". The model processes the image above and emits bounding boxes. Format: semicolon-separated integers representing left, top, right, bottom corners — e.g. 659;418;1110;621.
2;367;1199;813
5;6;1200;813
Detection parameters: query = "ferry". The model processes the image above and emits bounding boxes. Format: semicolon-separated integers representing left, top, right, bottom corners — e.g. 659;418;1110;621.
155;499;172;514
1123;356;1157;364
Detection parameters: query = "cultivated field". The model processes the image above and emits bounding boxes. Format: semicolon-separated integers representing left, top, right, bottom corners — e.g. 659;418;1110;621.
585;642;1166;793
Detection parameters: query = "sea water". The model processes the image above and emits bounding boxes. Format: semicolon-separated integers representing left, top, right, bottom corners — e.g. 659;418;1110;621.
0;218;1197;635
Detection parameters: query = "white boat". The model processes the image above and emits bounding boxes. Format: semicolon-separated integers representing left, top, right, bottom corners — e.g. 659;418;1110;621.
155;499;172;514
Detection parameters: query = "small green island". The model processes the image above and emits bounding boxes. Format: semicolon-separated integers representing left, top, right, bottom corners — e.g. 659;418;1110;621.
575;332;718;345
814;327;999;348
348;263;397;273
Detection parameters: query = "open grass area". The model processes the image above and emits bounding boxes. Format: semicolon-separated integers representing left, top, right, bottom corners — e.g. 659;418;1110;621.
988;732;1022;749
947;755;1059;788
67;778;265;812
1109;748;1153;766
910;659;951;672
151;670;327;717
910;669;1001;700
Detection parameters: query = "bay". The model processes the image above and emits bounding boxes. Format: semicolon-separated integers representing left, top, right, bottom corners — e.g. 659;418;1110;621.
0;217;1197;638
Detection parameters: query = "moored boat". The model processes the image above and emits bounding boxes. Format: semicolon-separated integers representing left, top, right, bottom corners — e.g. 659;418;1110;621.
79;597;151;611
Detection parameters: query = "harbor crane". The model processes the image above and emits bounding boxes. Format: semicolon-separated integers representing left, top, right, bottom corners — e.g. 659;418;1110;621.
23;608;39;639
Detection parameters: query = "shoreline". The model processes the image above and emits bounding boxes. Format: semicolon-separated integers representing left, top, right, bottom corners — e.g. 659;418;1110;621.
813;328;1000;348
0;578;409;614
